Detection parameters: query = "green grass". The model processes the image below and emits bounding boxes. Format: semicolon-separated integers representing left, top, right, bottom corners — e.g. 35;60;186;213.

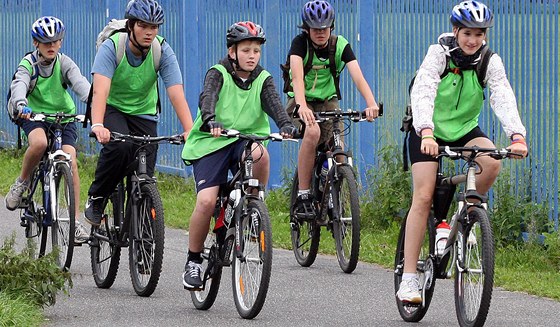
0;292;43;327
1;147;559;309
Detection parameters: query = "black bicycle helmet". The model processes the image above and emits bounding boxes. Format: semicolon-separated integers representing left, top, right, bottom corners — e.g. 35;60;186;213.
226;21;266;48
301;0;335;29
125;0;164;25
450;1;494;28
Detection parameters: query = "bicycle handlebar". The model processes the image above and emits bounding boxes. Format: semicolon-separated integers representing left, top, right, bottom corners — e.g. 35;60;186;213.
438;145;523;160
292;102;384;122
220;129;297;143
29;112;86;123
88;131;184;145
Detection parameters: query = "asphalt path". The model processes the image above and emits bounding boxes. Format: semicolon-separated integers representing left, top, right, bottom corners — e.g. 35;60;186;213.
0;196;558;326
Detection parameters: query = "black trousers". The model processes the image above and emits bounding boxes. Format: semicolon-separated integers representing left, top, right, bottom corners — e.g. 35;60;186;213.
88;106;158;197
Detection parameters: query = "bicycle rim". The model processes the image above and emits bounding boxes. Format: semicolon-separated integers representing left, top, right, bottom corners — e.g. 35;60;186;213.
289;170;320;267
331;165;360;273
454;207;494;327
51;164;75;271
394;212;436;322
191;233;223;310
129;183;164;297
232;199;272;319
90;192;121;288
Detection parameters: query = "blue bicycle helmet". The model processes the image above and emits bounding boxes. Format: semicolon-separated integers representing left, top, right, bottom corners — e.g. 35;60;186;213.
226;21;266;48
301;0;335;29
31;16;65;43
125;0;164;25
450;1;494;28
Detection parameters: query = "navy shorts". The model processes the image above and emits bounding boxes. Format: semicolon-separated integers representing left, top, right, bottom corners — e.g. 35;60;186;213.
192;140;247;193
408;126;488;165
20;120;78;147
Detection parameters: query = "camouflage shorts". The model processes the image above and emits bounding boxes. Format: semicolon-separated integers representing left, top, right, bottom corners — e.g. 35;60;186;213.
286;97;342;146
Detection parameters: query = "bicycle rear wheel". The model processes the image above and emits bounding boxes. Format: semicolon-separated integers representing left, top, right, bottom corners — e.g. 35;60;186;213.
454;207;494;327
289;170;320;267
394;212;436;322
191;233;223;310
90;190;122;288
331;165;360;273
129;183;165;297
50;163;75;271
232;198;272;319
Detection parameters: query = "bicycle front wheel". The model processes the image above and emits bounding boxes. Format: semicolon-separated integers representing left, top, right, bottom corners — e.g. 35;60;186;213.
331;165;360;273
454;207;494;327
129;183;165;297
289;170;320;267
232;199;272;319
90;191;122;288
394;211;436;322
25;170;45;259
50;163;75;271
191;233;223;310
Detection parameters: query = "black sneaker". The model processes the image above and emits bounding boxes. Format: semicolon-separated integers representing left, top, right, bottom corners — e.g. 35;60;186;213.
183;260;203;290
295;193;316;220
84;196;104;226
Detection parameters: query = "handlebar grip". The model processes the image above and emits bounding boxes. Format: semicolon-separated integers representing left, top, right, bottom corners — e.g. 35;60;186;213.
22;106;32;115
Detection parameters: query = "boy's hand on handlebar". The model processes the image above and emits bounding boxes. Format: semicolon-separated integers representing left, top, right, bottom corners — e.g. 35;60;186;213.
92;125;111;144
280;125;297;139
363;104;380;122
17;104;32;120
297;104;316;126
206;120;224;138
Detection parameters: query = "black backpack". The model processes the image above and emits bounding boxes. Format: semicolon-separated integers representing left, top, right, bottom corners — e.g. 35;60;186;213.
280;34;342;99
401;46;494;171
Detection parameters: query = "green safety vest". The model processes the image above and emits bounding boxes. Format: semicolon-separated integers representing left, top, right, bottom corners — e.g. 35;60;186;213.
433;61;484;142
182;64;271;164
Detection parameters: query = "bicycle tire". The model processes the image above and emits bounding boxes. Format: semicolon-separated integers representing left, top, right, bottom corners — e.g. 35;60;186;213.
191;234;223;310
232;199;272;319
90;191;122;288
129;183;165;297
394;211;436;322
50;163;75;271
289;170;320;267
454;207;494;327
331;165;360;273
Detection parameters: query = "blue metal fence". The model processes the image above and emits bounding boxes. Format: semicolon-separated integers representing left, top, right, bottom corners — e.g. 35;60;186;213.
1;0;558;225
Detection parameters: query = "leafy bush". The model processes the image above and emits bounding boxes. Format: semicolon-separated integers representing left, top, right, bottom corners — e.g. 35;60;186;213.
0;233;72;307
361;144;411;230
490;169;551;246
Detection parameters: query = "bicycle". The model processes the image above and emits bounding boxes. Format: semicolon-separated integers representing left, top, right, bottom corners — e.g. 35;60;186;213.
190;130;291;319
394;145;521;327
88;131;183;297
17;112;84;271
289;104;383;273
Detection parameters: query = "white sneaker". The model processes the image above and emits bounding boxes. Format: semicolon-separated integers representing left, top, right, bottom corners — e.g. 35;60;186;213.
74;221;90;244
396;278;422;304
5;178;29;211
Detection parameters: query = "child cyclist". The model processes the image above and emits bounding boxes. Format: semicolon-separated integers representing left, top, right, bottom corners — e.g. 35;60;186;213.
396;1;528;304
6;16;91;243
181;21;296;290
286;0;380;219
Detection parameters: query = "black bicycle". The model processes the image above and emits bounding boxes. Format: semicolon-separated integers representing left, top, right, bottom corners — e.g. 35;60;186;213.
289;104;383;273
17;112;84;271
394;146;520;327
89;131;183;297
190;130;291;319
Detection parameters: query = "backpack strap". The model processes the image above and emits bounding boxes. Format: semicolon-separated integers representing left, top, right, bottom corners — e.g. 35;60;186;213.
476;46;493;88
328;35;341;99
302;38;315;76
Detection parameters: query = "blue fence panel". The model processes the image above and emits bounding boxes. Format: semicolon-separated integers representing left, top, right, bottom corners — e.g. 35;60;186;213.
0;0;558;226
